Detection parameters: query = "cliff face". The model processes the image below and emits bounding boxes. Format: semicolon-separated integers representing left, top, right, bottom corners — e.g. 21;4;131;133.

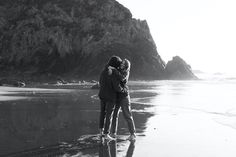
0;0;166;80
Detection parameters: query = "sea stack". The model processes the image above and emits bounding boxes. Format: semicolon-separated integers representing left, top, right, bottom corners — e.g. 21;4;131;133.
165;56;198;80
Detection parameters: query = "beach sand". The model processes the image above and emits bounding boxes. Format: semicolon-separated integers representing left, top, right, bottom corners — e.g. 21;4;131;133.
132;111;236;157
1;81;236;157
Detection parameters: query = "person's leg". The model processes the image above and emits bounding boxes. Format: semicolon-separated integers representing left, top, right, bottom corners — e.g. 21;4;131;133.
103;101;116;135
99;99;107;134
120;96;136;135
110;103;121;137
99;99;106;135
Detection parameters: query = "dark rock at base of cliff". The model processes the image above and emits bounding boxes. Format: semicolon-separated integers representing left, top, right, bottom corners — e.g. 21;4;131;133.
0;78;26;87
91;82;100;89
165;56;198;80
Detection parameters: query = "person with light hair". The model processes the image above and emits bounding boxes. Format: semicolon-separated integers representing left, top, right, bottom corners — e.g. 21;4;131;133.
109;58;136;141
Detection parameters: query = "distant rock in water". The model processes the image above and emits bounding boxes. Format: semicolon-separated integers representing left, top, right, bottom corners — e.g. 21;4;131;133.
0;0;195;81
165;56;198;80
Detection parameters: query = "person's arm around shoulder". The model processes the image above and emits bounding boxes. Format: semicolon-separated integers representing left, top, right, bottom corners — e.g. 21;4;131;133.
111;73;127;93
108;66;126;81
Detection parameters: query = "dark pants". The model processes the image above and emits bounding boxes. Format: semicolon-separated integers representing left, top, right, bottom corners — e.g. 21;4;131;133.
111;96;136;134
99;100;106;129
99;99;116;134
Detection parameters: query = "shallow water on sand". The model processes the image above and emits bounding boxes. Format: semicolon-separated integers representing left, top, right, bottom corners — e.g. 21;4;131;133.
0;84;153;156
1;80;236;156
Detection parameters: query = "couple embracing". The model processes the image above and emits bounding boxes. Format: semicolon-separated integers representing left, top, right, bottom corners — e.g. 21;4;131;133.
98;56;136;141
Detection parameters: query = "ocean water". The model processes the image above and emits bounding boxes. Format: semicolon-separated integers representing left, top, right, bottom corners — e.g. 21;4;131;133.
130;79;236;157
131;79;236;117
1;79;236;156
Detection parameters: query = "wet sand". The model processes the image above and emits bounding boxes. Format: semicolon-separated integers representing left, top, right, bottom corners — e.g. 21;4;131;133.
133;111;236;157
0;86;72;101
1;81;236;157
0;84;153;156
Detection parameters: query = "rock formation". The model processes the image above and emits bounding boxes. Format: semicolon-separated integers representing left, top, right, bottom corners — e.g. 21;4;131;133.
165;56;198;80
0;0;196;81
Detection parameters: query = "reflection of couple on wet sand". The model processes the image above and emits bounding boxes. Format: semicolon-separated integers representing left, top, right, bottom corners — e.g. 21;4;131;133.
98;56;136;141
99;140;135;157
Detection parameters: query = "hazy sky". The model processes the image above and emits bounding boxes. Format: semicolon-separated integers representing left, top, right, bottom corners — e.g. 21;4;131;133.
116;0;236;75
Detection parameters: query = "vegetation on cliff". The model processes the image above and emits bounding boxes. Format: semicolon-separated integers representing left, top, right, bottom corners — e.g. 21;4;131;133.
0;0;196;82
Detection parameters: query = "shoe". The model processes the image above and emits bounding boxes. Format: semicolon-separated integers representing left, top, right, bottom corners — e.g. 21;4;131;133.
99;128;104;137
100;136;105;145
110;133;117;139
104;134;116;141
127;134;136;141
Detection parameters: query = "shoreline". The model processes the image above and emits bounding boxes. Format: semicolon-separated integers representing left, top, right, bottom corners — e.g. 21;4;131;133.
1;81;236;156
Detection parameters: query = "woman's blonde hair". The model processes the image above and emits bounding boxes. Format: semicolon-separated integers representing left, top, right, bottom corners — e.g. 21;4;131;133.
123;59;131;71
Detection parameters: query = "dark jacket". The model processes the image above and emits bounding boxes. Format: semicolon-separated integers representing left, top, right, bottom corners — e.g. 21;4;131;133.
118;79;129;100
98;66;127;103
111;68;129;100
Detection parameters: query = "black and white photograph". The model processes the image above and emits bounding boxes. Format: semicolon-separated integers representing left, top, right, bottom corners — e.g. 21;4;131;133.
0;0;236;156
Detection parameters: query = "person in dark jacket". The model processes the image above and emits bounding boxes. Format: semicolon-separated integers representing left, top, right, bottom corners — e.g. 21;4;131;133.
98;56;128;140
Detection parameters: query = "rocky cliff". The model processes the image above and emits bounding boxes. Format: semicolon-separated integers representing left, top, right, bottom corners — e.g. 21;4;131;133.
0;0;195;82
